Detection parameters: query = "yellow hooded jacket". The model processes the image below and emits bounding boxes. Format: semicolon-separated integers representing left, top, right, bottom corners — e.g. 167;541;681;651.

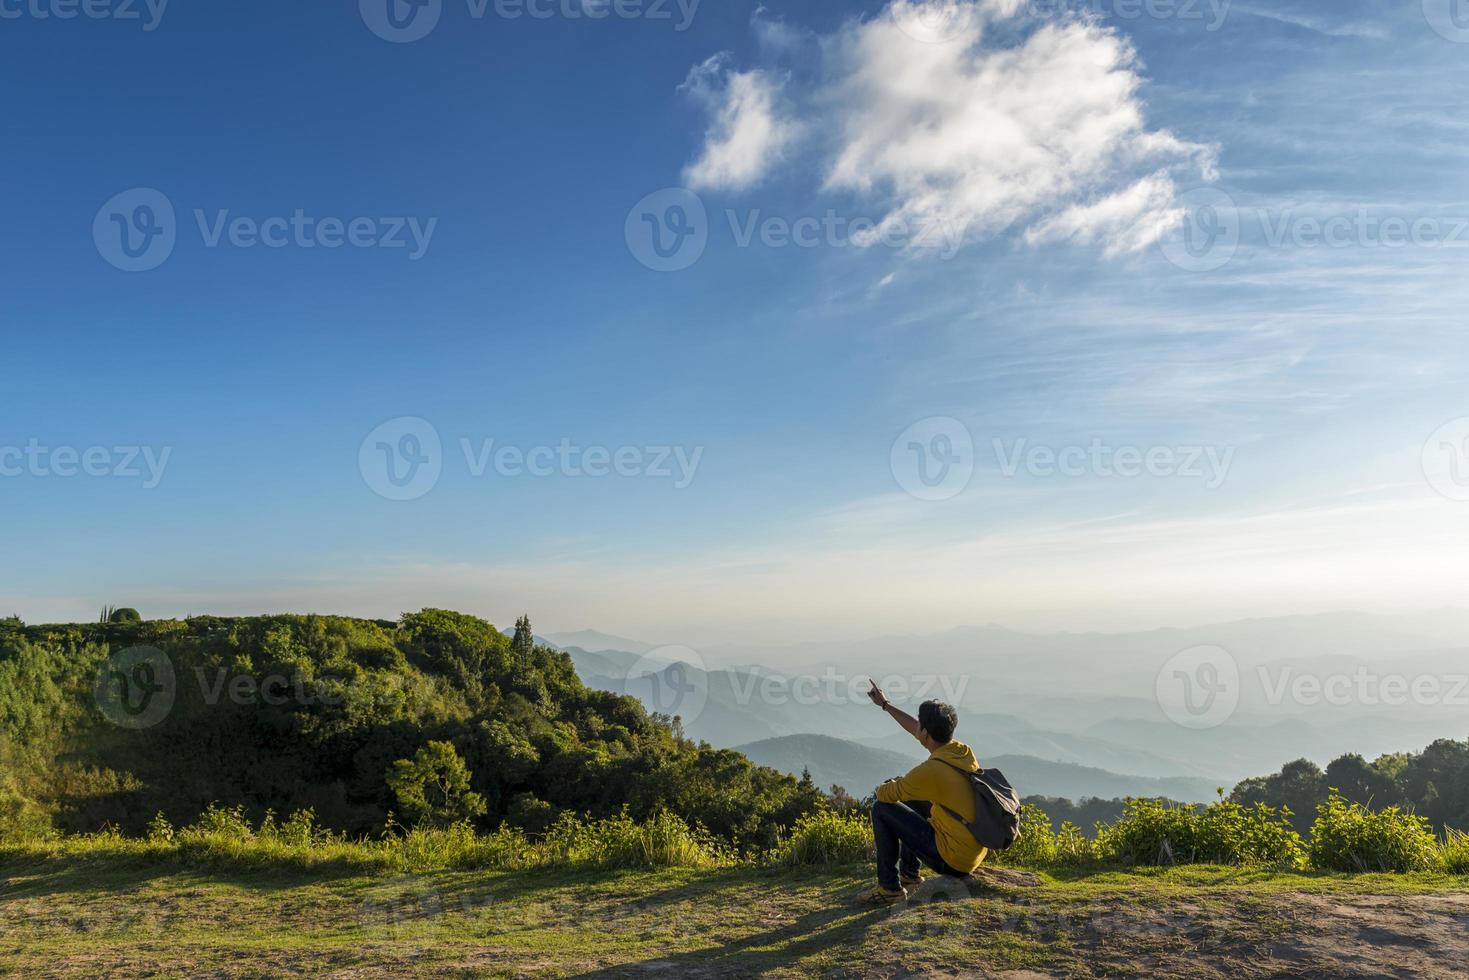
875;740;989;873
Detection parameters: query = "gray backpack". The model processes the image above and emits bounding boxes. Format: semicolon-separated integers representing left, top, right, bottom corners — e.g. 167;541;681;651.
935;759;1022;851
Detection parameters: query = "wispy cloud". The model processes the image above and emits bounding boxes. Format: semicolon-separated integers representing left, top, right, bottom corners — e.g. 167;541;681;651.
680;55;799;191
680;0;1216;256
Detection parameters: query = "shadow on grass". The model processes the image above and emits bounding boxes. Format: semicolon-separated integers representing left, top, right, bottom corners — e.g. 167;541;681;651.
0;848;371;901
564;896;887;978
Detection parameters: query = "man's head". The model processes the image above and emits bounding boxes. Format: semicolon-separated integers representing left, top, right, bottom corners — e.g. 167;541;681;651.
917;700;957;749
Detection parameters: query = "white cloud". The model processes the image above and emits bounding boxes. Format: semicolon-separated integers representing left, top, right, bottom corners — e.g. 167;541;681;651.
681;0;1217;256
1025;171;1185;256
680;55;798;192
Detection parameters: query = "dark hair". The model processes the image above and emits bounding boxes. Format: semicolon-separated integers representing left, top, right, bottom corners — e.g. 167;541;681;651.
918;700;957;744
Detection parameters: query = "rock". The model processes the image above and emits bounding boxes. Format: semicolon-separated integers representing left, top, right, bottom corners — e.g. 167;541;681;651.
966;867;1042;888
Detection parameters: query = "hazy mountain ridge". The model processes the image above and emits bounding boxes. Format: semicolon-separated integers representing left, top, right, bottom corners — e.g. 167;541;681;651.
736;734;1220;803
564;610;1469;790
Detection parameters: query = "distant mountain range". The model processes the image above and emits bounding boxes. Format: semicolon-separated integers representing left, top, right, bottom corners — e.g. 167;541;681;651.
542;629;656;655
549;609;1469;798
734;734;1219;803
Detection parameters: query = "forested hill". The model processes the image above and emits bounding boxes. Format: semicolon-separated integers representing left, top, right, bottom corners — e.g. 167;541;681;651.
0;611;825;848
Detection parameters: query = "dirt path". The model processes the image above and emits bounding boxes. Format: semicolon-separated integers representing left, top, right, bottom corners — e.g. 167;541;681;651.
4;860;1468;978
874;883;1469;979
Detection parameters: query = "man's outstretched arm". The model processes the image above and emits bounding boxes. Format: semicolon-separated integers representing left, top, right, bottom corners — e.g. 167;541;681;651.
866;679;920;742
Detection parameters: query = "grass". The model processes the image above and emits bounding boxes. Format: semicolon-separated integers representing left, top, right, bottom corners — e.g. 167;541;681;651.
3;844;1468;978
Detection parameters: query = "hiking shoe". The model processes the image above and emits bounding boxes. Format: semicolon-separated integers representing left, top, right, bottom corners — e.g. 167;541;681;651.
899;872;925;890
855;884;907;907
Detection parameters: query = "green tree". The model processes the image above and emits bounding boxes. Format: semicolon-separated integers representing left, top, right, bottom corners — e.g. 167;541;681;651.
1324;753;1397;809
386;741;488;827
106;608;142;624
512;615;534;669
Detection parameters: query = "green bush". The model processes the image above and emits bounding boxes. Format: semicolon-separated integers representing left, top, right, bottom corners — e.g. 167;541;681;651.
1095;798;1304;868
1053;821;1098;866
769;809;873;866
1307;792;1439;873
0;777;53;841
540;809;729;870
995;803;1059;867
1440;829;1469;874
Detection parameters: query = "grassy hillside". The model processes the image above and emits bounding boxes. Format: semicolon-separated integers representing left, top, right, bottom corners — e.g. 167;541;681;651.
0;612;826;850
4;847;1467;977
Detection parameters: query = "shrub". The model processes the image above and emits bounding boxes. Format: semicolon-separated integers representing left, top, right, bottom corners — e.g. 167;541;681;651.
770;810;873;867
1053;821;1099;866
540;809;729;870
1307;792;1439;873
995;804;1058;867
0;778;53;841
1440;829;1469;874
1096;798;1304;868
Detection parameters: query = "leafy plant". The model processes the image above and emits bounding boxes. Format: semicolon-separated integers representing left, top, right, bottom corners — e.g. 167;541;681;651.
1439;829;1469;874
386;741;488;828
768;809;873;866
1095;798;1304;868
995;803;1059;867
1307;791;1439;872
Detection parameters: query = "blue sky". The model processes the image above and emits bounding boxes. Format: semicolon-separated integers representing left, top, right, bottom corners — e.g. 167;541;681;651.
4;0;1469;644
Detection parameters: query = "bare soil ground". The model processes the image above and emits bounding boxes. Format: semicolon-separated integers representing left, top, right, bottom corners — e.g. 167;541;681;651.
3;854;1467;978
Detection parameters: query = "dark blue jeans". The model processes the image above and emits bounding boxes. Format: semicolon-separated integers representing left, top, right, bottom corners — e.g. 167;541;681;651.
872;800;965;889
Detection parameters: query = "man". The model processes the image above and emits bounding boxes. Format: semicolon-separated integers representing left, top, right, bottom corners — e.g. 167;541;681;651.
857;681;988;906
